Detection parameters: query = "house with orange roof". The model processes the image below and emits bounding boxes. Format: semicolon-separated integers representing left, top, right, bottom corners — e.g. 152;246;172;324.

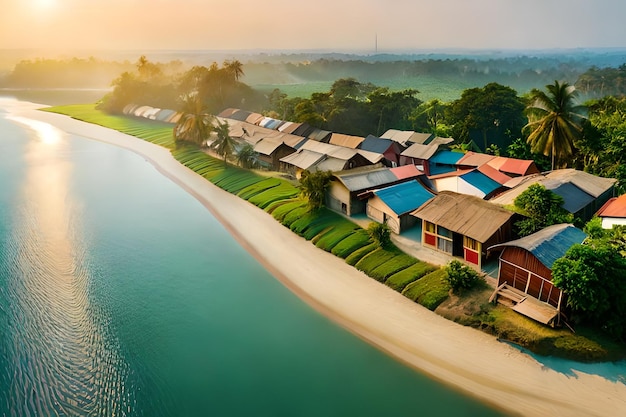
596;193;626;228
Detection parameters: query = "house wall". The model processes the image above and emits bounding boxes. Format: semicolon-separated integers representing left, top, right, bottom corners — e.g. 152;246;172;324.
457;180;486;198
328;182;351;215
432;177;458;193
601;217;626;229
366;197;401;234
499;247;562;308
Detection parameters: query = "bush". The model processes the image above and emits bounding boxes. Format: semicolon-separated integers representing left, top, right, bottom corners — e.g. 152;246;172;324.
444;260;483;293
402;269;450;310
354;248;397;277
385;262;438;292
367;222;391;248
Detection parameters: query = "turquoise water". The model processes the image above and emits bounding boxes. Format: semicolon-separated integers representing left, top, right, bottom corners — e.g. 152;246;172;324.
0;100;505;416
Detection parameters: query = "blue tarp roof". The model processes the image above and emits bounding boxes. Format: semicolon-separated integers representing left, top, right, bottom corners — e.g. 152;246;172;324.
461;170;502;196
374;180;435;215
429;150;464;165
489;224;587;269
359;135;394;154
429;164;458;176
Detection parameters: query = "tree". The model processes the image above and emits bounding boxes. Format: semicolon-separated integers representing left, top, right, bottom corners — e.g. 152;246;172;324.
524;80;587;170
444;260;483;294
447;83;525;151
209;120;236;166
174;94;214;146
236;143;260;169
299;170;333;211
552;239;626;339
367;222;391;248
513;184;574;236
224;59;244;81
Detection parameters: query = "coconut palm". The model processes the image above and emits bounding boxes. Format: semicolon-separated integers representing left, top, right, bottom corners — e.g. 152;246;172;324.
236;143;260;169
209;120;236;167
224;60;244;82
524;81;586;170
174;94;213;146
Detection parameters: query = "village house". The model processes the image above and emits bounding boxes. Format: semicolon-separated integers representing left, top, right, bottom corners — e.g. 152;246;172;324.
411;191;516;270
358;135;406;167
487;223;587;327
596;193;626;229
365;180;436;234
327;165;427;216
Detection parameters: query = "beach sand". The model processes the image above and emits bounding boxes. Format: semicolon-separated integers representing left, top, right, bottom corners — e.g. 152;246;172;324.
9;100;626;417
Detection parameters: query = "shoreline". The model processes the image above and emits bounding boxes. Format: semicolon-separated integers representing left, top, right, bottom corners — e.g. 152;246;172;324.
8;100;626;417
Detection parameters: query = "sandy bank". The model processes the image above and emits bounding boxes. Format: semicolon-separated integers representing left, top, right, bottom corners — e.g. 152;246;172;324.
9;101;626;417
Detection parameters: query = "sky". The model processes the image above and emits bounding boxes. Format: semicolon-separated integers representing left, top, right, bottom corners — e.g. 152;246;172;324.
1;0;626;53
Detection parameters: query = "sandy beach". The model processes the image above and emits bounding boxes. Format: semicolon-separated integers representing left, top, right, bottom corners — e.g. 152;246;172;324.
9;100;626;417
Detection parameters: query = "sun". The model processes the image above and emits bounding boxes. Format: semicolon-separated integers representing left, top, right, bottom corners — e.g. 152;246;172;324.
34;0;57;9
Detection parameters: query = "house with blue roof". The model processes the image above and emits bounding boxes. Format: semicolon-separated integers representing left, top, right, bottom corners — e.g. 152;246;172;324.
430;169;505;199
366;180;435;234
487;223;587;327
426;150;464;175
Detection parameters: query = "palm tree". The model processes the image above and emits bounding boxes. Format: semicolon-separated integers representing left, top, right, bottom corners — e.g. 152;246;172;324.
524;81;586;170
236;143;260;169
224;60;244;82
210;120;236;167
174;94;213;146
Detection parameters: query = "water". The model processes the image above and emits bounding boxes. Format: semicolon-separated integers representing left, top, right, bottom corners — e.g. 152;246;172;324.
0;98;505;416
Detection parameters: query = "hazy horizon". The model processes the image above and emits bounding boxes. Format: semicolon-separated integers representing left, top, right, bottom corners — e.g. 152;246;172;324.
2;0;626;54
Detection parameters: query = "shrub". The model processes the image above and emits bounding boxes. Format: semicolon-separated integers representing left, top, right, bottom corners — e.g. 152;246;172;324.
367;222;391;248
402;269;450;310
444;260;483;293
354;248;397;277
314;223;360;252
385;261;437;292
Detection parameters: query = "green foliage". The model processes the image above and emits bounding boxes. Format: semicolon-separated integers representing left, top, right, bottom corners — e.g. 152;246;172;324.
299;170;334;211
385;262;438;292
552;238;626;339
314;223;361;252
209;120;236;166
444;260;483;293
447;82;525;151
174;94;213;146
236;178;282;199
513;184;574;236
345;243;379;266
331;230;372;258
270;200;308;221
367;222;391;248
237;143;260;169
354;248;398;278
247;183;299;209
401;269;450;310
524;80;586;170
368;253;418;283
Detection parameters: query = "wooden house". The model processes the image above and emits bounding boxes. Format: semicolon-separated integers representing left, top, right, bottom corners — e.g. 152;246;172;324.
358;135;405;167
411;191;516;270
487;224;587;326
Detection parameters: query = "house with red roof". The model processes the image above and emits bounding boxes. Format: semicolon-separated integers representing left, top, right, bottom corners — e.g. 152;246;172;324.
596;193;626;229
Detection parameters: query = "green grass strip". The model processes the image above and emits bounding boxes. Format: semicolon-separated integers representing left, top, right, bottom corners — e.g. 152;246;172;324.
345;242;379;266
401;269;450;310
385;262;438;292
331;229;372;259
368;253;419;283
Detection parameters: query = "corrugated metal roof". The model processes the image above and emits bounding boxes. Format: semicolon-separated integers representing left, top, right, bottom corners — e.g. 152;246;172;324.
412;191;515;242
280;122;302;134
477;163;513;185
217;108;238;118
460;170;502;196
280;149;325;170
597;194;626;218
229;110;252;121
307;128;332;142
329;133;365;149
292;123;315;137
335;168;398;191
374;181;435;216
429;137;454;146
314;157;348;172
487;156;538;176
401;143;439;160
245;113;265;125
359;135;394;154
456;151;496;167
357;149;385;164
254;138;284;156
545;169;616;198
300;140;358;160
488;224;586;269
380;129;433;145
390;164;422;180
550;182;595;213
429;164;459;176
429;150;465;165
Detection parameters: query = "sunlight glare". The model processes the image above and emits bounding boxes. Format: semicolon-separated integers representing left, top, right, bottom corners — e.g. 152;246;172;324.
8;116;63;145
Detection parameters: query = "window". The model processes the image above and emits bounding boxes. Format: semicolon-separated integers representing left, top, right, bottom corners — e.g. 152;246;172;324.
425;221;436;233
464;236;478;251
437;225;452;238
437;237;453;254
